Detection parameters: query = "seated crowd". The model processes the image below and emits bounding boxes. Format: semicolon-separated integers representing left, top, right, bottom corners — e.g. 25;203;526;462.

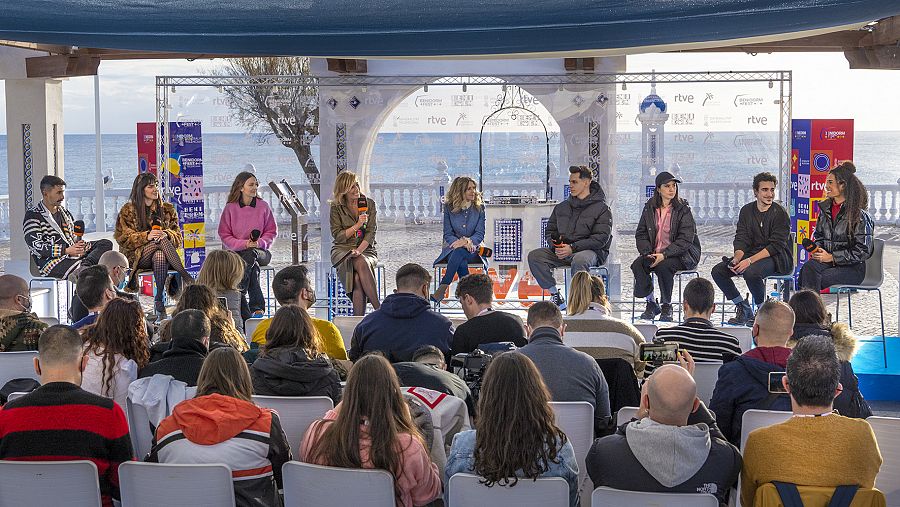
0;260;889;507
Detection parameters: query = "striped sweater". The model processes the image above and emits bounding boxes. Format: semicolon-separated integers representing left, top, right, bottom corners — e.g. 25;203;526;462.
147;393;291;507
23;201;79;277
648;318;741;374
0;382;133;507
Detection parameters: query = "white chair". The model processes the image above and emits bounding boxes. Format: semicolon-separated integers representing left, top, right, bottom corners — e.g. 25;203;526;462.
715;326;753;353
119;462;235;507
831;239;887;366
550;401;594;505
125;397;156;461
332;315;364;352
251;395;334;457
592;486;717;506
867;416;900;507
692;362;723;405
633;323;658;343
282;461;395;507
38;316;59;326
244;317;266;346
0;351;39;387
0;460;101;507
448;473;569;507
740;409;792;450
616;406;639;427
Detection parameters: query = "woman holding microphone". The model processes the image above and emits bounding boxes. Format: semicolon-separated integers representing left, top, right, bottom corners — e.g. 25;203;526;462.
431;176;487;303
330;171;380;316
218;171;277;318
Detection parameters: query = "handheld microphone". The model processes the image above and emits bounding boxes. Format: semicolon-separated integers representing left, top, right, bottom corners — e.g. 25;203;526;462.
550;233;567;248
72;220;85;241
356;195;368;239
476;246;493;258
802;238;821;255
250;229;261;242
151;217;162;242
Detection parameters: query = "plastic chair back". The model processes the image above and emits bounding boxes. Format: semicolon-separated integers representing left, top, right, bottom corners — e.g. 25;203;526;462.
592;486;717;506
715;326;753;353
0;460;101;507
616;406;639;427
244;317;265;346
251;395;334;458
332;316;364;351
0;351;39;387
448;473;569;507
282;461;395;507
867;416;900;506
550;401;593;502
5;392;29;402
693;362;723;405
119;462;235;507
740;409;792;450
633;323;658;343
38;316;59;326
125;397;156;461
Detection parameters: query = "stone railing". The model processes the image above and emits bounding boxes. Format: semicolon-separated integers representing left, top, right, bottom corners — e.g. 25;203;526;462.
2;179;899;240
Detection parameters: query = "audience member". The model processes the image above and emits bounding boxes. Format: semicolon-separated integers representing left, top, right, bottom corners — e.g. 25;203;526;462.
394;345;475;416
250;305;341;402
708;301;794;445
154;284;248;360
250;265;347;359
787;289;872;418
451;273;526;355
0;325;133;507
70;250;133;323
138;309;210;386
349;263;453;362
148;347;291;507
81;298;150;407
741;336;882;507
72;265;117;329
197;249;247;333
300;354;441;507
445;352;580;507
587;364;741;506
518;301;611;434
0;274;46;351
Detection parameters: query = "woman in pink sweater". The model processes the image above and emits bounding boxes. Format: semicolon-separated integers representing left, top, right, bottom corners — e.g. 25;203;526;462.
218;172;277;318
300;354;441;507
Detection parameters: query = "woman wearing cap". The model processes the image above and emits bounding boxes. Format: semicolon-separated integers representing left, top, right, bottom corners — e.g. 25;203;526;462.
632;171;702;321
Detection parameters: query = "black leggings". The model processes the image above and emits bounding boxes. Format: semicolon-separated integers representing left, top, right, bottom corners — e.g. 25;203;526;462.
136;238;189;302
631;255;688;305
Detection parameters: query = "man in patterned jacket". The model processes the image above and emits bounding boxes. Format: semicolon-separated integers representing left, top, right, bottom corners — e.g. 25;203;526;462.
23;175;112;280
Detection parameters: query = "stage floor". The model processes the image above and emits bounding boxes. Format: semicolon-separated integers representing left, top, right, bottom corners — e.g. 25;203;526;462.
851;336;900;401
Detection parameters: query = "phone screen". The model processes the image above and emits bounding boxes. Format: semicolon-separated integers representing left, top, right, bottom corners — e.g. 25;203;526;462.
768;372;788;393
639;342;679;363
217;297;228;310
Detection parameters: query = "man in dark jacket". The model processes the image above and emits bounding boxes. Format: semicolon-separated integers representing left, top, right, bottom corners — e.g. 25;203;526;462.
527;165;613;309
711;172;793;326
708;301;794;446
139;310;209;386
394;345;475;416
349;263;453;362
587;364;741;506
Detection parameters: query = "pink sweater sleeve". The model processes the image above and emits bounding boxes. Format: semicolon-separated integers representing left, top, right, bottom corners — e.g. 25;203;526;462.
217;205;246;251
258;201;277;250
398;436;442;507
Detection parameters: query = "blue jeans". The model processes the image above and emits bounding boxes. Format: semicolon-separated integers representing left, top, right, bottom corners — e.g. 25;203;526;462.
440;247;482;285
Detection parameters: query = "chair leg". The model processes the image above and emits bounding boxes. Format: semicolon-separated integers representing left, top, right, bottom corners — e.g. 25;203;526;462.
847;292;853;329
835;291;841;323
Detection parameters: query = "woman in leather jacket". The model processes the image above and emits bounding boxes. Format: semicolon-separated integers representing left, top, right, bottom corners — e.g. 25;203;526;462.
798;162;874;290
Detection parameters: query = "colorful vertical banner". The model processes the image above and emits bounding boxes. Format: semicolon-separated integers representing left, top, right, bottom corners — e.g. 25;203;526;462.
167;121;206;276
136;122;157;175
790;119;853;277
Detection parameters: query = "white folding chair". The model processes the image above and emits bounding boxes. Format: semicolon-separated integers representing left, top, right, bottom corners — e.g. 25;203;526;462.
119;462;235;507
867;416;900;507
715;326;752;353
282;461;395;507
332;316;364;352
0;351;39;387
448;473;570;507
739;409;792;450
550;401;594;505
592;486;717;506
125;397;156;461
244;317;265;346
251;395;334;458
616;406;639;427
692;362;723;405
0;460;101;507
633;323;658;343
38;316;59;326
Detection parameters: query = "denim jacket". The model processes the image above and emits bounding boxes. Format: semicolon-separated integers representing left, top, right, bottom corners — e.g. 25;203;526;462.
444;429;580;507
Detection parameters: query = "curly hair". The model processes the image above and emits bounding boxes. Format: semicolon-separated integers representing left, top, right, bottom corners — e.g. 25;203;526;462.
444;176;483;213
157;284;248;352
82;298;150;396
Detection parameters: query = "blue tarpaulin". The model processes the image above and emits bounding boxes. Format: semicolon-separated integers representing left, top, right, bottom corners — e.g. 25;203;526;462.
1;0;898;57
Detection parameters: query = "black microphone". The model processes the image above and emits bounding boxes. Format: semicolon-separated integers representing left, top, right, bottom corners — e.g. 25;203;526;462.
250;229;261;242
72;220;85;241
476;246;493;258
802;238;821;254
551;233;567;248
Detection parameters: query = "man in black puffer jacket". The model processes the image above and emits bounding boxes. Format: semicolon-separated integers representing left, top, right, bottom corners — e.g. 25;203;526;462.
250;347;342;403
139;310;209;386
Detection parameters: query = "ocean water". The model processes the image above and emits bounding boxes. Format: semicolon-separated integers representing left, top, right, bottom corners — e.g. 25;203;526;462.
0;131;897;196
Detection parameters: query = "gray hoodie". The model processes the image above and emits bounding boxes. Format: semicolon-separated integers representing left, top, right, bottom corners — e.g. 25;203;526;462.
626;418;711;487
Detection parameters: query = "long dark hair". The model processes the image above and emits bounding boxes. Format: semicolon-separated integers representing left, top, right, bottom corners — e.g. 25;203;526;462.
196;347;254;402
82;298;150;396
788;289;830;326
474;352;567;487
828;162;868;240
261;305;322;357
128;172;162;231
158;284;247;352
226;171;257;204
651;180;680;210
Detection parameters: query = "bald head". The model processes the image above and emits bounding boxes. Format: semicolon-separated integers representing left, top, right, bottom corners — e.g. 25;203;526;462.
646;365;699;426
753;300;795;347
98;250;129;286
0;274;28;310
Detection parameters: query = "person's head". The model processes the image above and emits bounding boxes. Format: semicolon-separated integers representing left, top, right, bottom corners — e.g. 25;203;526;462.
568;165;593;199
174;284;220;318
395;263;431;300
171;309;211;350
752;300;795;347
167;284;245;351
98;250;130;290
682;277;715;318
644;364;700;426
784;335;842;410
196;347;254;402
272;265;316;308
827;162;868;239
82;298;150;396
306;354;422;492
526;301;564;337
653;171;681;208
0;274;30;313
445;176;483;212
474;352;567;485
788;289;830;326
262;305;321;357
752;172;778;207
411;345;445;369
76;265;116;312
455;273;493;318
35;325;88;384
227;171;259;203
331;171;361;205
39;175;66;208
567;271;609;315
197;249;244;292
128;172;162;230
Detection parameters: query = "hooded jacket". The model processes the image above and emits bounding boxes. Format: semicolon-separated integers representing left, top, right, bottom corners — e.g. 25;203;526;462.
148;394;291;507
811;198;874;266
138;337;208;386
545;180;613;264
586;419;741;506
250;347;342;403
349;293;453;362
0;309;46;352
635;198;702;269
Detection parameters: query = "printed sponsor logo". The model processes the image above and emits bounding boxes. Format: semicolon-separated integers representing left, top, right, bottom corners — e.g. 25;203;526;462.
819;128;847;140
734;134;763;147
813;153;831;172
747;115;768;126
734;94;764;107
451;94;474;107
702;93;719;107
793;130;808;140
674;93;694;103
414;95;443;107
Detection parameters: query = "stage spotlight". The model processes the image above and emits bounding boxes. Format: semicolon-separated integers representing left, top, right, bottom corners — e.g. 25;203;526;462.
170;86;176;93
621;82;627;91
423;84;428;92
768;80;774;89
361;85;367;93
462;84;467;92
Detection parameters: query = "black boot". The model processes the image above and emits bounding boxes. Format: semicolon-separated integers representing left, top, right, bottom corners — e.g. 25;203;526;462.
728;300;755;326
639;300;661;321
659;303;674;322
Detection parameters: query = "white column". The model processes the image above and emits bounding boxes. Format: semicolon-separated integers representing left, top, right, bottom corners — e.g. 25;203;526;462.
4;78;64;278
